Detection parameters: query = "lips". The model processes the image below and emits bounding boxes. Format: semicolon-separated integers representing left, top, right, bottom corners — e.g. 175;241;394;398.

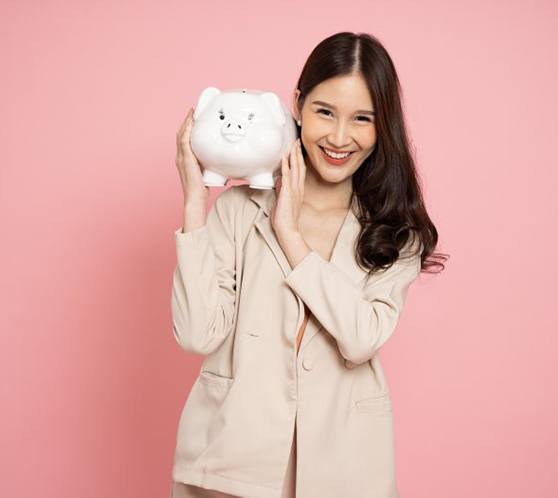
319;146;355;156
318;146;355;166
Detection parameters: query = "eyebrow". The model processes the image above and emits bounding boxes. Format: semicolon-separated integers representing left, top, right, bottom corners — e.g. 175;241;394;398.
311;100;375;115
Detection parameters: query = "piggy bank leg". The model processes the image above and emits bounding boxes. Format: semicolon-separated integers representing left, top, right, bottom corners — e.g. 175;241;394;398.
202;169;228;187
248;172;275;190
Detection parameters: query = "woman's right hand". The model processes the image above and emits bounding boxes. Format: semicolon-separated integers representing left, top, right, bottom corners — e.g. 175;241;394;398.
175;107;209;206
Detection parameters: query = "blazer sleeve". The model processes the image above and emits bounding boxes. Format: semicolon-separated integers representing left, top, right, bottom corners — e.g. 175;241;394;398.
284;237;422;364
171;186;238;355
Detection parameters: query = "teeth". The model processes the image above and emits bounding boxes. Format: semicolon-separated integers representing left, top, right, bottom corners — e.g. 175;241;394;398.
322;147;351;159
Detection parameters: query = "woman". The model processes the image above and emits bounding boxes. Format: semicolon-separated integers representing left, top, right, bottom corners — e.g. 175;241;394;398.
169;31;446;498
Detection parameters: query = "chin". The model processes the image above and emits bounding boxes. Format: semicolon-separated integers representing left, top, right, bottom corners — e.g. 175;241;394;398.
315;166;352;184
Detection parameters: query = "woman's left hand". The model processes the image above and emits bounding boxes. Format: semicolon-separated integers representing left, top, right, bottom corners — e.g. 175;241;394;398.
271;139;306;243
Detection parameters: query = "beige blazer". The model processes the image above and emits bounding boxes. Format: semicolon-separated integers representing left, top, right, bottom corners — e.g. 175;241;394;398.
170;184;422;498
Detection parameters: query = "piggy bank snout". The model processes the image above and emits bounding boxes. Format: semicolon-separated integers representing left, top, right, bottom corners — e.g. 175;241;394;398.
221;118;248;143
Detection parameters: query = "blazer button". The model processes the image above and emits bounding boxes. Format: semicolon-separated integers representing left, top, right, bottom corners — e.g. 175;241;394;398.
302;358;313;371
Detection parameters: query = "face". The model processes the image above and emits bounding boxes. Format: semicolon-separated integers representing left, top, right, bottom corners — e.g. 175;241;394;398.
293;72;377;184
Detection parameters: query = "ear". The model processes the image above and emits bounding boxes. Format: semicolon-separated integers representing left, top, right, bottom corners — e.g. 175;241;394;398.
292;88;302;121
260;92;285;126
194;87;221;120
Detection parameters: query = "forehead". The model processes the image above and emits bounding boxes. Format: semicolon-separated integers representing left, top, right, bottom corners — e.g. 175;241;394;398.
307;74;374;110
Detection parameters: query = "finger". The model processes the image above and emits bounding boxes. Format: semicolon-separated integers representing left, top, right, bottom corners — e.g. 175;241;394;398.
177;107;193;136
181;109;196;157
281;152;290;182
289;142;299;190
176;108;193;143
297;140;306;191
175;152;186;185
175;150;183;168
182;107;193;127
175;143;184;167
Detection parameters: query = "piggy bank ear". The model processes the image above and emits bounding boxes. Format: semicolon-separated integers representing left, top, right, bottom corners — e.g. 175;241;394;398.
260;92;286;126
194;87;221;120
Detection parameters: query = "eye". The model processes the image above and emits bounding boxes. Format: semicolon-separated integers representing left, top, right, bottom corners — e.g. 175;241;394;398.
218;109;225;120
247;112;255;121
317;108;373;123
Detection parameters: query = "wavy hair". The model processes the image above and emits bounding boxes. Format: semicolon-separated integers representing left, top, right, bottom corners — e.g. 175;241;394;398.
294;31;448;274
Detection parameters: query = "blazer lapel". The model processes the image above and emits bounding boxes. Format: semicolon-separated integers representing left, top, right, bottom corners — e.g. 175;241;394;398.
249;189;293;278
249;187;368;285
249;188;369;357
328;203;370;286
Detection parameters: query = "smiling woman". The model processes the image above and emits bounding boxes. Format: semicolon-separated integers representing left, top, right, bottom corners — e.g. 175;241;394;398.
293;73;378;181
292;33;447;276
169;31;447;498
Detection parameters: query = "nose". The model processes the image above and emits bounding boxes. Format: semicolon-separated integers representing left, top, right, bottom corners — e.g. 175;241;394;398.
221;117;247;141
327;120;352;150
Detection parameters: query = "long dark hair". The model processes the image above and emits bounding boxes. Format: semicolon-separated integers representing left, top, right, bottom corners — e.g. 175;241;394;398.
294;31;447;274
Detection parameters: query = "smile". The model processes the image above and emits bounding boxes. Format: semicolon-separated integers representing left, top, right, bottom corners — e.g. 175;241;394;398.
319;146;355;165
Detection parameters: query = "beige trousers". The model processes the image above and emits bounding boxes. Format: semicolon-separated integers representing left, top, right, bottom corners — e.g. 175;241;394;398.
169;424;297;498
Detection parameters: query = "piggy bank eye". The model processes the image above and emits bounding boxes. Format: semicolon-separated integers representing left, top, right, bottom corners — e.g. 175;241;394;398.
247;113;255;121
218;109;225;120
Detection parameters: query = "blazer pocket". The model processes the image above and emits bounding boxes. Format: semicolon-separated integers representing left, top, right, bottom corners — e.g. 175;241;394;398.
354;391;392;414
199;370;234;390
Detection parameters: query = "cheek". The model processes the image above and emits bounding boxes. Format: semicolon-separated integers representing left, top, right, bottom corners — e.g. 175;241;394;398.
302;115;329;139
359;128;377;149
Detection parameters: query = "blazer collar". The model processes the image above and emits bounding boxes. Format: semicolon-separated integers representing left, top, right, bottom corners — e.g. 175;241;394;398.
248;188;368;286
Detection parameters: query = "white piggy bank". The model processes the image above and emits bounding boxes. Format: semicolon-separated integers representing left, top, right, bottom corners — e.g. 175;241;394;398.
191;87;297;189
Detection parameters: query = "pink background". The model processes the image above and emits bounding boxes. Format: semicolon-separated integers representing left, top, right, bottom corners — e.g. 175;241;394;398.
2;1;556;497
